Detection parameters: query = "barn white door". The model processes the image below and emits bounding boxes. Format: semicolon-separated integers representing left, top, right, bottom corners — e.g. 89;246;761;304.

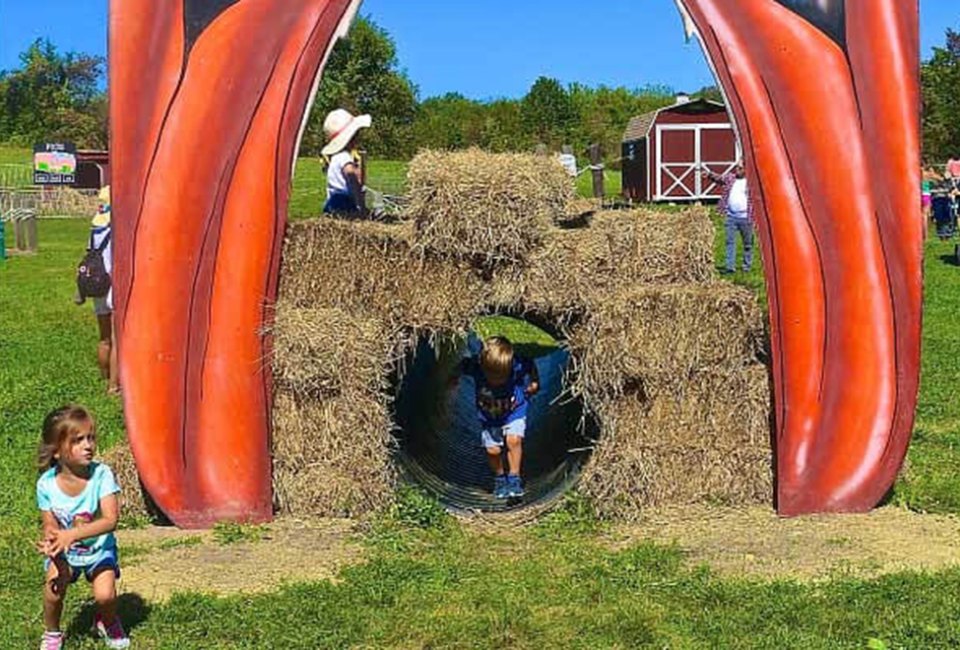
656;124;738;201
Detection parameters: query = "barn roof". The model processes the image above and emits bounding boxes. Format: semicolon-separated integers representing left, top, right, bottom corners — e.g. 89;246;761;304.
622;98;727;143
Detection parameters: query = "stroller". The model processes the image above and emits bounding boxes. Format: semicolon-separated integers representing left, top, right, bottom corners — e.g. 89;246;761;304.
932;190;957;240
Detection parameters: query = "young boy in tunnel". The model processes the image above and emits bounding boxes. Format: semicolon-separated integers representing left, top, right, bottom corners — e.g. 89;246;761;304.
451;336;539;499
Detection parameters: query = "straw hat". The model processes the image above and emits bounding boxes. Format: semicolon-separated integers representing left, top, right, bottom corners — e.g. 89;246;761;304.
321;109;371;156
92;185;111;227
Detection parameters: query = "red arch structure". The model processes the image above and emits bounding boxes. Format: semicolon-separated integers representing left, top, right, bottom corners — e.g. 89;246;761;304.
109;0;922;527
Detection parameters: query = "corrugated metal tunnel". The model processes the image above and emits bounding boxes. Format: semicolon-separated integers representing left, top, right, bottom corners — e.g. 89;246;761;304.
393;329;596;514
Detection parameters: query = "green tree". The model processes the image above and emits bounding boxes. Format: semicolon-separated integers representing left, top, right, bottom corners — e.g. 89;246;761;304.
412;93;486;150
692;85;724;103
0;39;106;147
922;29;960;163
300;16;418;158
521;76;577;149
569;83;674;166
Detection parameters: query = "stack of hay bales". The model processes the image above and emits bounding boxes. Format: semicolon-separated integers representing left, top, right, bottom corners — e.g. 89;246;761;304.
272;148;772;520
269;304;396;516
570;287;770;518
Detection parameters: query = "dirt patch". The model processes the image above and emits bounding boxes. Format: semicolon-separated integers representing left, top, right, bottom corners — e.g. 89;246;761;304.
113;506;960;601
116;519;363;602
604;505;960;580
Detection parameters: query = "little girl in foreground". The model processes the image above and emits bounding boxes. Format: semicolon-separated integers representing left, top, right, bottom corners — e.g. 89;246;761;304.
36;405;129;649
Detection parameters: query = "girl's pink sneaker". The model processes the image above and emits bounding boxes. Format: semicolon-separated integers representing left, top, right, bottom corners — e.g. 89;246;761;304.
93;614;130;649
40;631;64;650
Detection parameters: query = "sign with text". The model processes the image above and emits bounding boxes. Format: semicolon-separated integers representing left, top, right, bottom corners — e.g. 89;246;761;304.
33;142;77;185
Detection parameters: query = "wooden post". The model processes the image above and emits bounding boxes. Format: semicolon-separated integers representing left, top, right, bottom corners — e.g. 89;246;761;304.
14;215;26;250
358;148;367;211
24;213;37;252
589;143;604;199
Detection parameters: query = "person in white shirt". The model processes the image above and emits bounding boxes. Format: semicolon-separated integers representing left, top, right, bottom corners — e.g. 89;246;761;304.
321;109;371;216
703;163;753;274
89;187;119;394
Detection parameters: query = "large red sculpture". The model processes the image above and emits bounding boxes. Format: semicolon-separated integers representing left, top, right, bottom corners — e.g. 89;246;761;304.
110;0;921;527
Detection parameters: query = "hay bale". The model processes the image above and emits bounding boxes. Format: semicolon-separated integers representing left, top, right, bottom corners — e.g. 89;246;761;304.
100;441;157;522
270;302;391;399
280;219;487;332
506;207;715;312
578;365;772;519
272;391;395;518
568;283;765;401
406;149;575;266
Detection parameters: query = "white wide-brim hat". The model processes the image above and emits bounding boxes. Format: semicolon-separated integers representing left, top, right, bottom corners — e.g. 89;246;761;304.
92;185;111;227
321;108;372;156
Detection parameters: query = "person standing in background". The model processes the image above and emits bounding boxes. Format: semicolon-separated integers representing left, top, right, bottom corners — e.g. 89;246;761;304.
703;163;753;274
945;156;960;191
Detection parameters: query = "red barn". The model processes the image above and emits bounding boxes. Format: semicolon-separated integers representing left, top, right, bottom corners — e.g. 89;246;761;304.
621;96;740;203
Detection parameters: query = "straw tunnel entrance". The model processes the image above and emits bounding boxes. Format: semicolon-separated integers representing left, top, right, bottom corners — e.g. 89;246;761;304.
392;315;597;513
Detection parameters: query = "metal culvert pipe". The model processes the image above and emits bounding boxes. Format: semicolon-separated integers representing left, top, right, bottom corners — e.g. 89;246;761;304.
393;333;596;514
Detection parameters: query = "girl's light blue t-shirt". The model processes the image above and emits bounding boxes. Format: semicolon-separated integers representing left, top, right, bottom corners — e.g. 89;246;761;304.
36;462;120;566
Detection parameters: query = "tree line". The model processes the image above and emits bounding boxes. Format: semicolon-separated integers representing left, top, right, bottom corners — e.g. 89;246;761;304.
1;20;958;164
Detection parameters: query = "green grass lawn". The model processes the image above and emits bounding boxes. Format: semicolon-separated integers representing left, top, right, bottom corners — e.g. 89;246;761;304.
4;219;960;648
3;145;621;216
0;145;33;189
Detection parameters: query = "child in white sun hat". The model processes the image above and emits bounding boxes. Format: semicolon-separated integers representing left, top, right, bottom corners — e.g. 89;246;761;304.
322;108;371;216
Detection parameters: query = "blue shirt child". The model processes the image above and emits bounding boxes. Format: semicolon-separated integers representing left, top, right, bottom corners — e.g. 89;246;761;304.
460;356;537;427
37;462;120;568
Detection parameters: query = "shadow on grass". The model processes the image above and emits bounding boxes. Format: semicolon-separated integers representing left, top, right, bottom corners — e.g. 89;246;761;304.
66;592;150;640
937;253;959;267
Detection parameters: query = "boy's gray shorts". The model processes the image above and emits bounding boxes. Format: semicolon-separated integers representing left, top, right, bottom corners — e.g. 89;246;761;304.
481;418;526;450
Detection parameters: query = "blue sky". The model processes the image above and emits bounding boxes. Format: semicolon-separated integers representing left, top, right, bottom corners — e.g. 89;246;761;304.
1;0;957;100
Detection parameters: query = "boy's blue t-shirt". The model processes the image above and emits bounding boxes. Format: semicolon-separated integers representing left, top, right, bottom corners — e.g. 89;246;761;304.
461;356;535;427
37;462;120;567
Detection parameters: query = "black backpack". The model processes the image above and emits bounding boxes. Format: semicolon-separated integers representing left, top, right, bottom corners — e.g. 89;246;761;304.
76;229;112;301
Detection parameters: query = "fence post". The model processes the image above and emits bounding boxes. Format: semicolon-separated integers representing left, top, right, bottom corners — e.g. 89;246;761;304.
0;219;6;261
24;213;38;252
589;143;604;199
14;215;25;250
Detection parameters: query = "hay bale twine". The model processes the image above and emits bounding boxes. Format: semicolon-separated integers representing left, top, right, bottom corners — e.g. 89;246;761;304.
406;149;575;267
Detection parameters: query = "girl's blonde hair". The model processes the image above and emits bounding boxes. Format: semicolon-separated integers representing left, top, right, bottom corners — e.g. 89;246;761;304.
480;336;514;380
38;405;93;471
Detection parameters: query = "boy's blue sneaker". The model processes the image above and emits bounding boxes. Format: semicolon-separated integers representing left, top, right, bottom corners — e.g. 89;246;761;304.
506;474;524;498
493;475;509;499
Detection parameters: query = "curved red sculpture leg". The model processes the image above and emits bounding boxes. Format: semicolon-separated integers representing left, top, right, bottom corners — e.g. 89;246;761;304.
110;0;360;528
679;0;922;514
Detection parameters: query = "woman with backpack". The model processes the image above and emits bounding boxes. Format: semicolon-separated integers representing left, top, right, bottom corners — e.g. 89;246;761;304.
76;186;118;395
